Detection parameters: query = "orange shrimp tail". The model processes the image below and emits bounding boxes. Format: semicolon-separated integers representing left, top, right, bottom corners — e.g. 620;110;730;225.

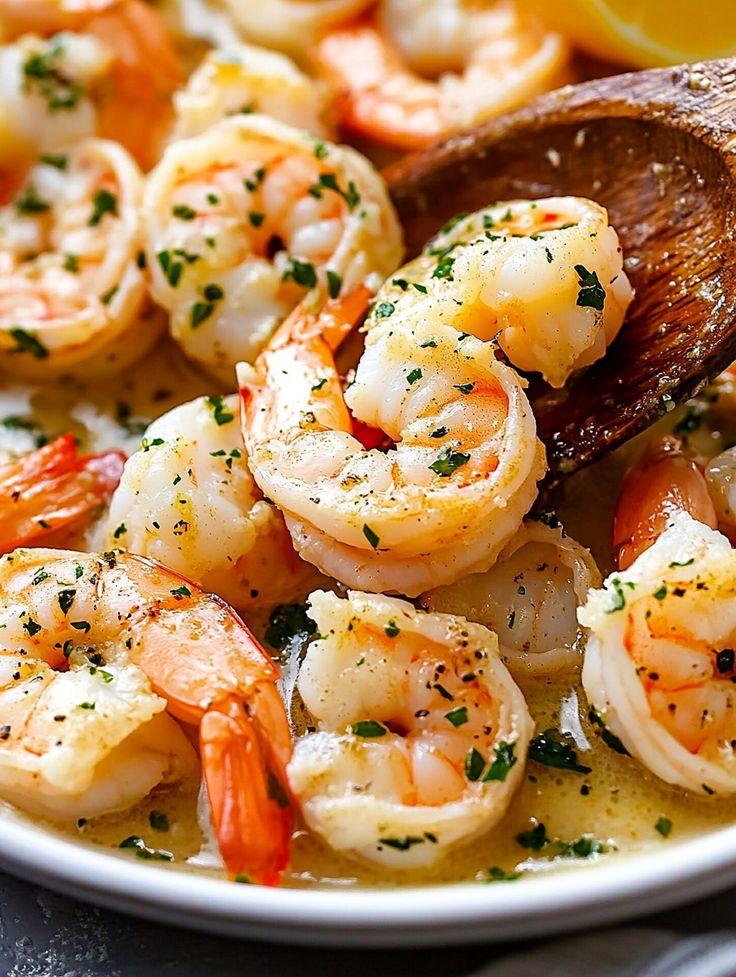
269;284;372;353
315;17;444;150
83;0;183;170
0;434;125;553
613;435;717;570
201;690;293;886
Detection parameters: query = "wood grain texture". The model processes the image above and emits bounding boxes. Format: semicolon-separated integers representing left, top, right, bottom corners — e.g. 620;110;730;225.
386;59;736;475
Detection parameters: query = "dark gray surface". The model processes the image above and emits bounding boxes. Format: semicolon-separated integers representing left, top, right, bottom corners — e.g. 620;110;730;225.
0;872;735;977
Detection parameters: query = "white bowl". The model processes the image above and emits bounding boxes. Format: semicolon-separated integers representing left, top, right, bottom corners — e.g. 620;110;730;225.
1;815;735;946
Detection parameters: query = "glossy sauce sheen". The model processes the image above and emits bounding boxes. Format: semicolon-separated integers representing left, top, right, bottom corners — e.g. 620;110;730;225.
2;354;736;888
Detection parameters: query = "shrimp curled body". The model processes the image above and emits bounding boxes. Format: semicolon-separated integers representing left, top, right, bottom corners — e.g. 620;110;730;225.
240;296;546;596
581;513;736;795
144;115;402;380
0;547;294;883
288;589;533;867
0;137;157;378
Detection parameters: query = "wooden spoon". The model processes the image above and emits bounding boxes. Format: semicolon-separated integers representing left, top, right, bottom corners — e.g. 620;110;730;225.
385;58;736;476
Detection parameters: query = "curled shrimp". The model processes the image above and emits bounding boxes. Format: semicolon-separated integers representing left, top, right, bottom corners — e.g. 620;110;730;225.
423;517;601;677
172;44;333;142
100;395;319;609
0;433;124;553
144;115;402;381
288;589;533;867
315;0;568;150
580;512;736;795
374;197;633;388
221;0;373;63
0;547;294;883
0;137;159;379
239;290;546;596
0;623;197;821
613;435;717;570
0;0;182;173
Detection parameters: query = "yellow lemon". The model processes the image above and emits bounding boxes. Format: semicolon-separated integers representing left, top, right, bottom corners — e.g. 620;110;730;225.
522;0;736;68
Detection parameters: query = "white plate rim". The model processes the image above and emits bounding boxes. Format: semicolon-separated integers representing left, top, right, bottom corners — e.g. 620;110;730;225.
2;815;736;946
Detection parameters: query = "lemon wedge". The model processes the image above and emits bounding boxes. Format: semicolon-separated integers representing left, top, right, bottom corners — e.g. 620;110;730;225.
522;0;736;68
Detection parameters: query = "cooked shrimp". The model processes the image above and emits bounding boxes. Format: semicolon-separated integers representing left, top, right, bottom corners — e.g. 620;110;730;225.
0;433;124;553
99;395;318;609
0;0;182;172
288;589;533;867
613;435;717;570
315;0;568;150
580;512;736;795
144;115;402;381
221;0;373;63
0;547;294;883
0;641;197;821
0;137;158;379
423;517;600;676
239;293;546;596
172;44;333;142
704;446;736;544
374;197;633;388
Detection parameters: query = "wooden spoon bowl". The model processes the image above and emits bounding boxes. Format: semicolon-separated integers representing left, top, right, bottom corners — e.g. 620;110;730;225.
385;59;736;476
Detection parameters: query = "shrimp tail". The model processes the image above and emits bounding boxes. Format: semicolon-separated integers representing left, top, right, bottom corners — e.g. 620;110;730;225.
0;434;125;553
201;692;293;886
613;435;717;570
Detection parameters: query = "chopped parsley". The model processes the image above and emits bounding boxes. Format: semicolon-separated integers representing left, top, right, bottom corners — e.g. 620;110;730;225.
655;816;672;838
375;302;395;318
15;184;50;215
326;270;342;299
264;603;316;651
100;283;119;305
529;729;592;774
88;189;118;227
363;524;380;549
40;152;67;170
574;264;606;311
384;620;400;638
429;447;470;477
282;257;317;289
22;42;82;112
379;836;426;851
23;617;42;637
149;810;170;832
588;708;629;755
465;747;485;782
406;367;423;385
9;328;48;359
486;866;520;882
206;395;234;426
172;204;196;220
445;706;468;727
308;172;360;210
57;589;76;615
483;742;517;782
516;821;549;850
113;523;127;540
351;720;387;738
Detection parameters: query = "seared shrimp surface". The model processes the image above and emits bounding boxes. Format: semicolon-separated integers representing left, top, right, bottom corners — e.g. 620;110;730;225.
145;115;402;380
289;589;533;867
0;137;156;378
